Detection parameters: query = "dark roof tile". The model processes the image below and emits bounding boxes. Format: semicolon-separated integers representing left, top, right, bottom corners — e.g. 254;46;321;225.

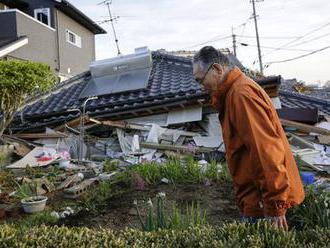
9;52;330;131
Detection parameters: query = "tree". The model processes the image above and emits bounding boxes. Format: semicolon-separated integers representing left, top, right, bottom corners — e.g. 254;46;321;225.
0;60;56;137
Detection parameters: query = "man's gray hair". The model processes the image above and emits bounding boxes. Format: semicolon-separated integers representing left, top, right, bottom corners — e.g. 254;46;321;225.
193;46;234;71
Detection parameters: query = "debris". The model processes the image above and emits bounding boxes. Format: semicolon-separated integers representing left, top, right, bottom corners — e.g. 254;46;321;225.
6;147;59;169
63;178;99;199
287;132;315;149
52;207;75;219
160;178;169;184
89;117;199;137
300;171;316;185
140;142;214;153
50;211;60;219
98;171;117;182
277;108;318;124
12;132;68;139
57;173;84;190
281;119;330;135
193;136;222;148
132;135;140;153
198;159;209;173
318;135;330;145
166;105;202;125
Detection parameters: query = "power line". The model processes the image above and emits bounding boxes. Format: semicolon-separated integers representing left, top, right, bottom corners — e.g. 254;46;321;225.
237;35;301;40
265;44;330;65
286;32;330;48
240;43;313;52
183;35;232;49
261;20;330;58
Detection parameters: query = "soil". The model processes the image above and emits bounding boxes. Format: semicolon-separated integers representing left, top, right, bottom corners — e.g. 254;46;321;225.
58;181;240;230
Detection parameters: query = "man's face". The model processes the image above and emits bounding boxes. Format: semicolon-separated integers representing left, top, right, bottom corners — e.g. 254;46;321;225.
193;62;224;94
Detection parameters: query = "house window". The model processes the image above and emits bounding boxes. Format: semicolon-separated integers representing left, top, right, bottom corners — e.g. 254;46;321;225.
66;29;82;48
34;8;51;26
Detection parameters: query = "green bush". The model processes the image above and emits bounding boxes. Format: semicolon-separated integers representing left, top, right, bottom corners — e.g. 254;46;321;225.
287;186;330;230
0;221;328;247
0;60;56;136
130;157;228;186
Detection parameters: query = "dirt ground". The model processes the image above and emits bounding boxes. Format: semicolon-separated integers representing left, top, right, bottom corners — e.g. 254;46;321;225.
59;181;240;230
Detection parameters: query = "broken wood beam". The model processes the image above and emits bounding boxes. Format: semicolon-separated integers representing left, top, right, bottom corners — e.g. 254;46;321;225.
54;116;90;132
89;117;150;131
140;142;214;153
89;117;199;137
12;132;67;139
281;119;330;135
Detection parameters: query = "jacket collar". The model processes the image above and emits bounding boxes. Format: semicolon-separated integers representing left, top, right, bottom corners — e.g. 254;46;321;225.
211;66;243;115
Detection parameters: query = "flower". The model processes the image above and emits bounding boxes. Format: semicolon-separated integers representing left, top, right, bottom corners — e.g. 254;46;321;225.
157;192;166;198
147;198;153;208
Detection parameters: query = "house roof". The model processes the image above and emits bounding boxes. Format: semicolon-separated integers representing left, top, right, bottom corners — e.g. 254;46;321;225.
54;0;106;35
9;51;330;132
0;0;28;9
0;0;106;35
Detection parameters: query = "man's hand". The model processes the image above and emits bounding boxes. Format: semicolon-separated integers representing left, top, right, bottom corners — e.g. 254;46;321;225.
267;215;288;231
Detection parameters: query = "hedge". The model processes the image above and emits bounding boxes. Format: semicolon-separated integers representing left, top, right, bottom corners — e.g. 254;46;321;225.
0;222;329;248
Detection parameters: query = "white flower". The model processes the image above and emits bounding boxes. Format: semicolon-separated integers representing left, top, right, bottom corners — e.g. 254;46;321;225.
133;200;138;206
147;198;153;207
157;192;166;198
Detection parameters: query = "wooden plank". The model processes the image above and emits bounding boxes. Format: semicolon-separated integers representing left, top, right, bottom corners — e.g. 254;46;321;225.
6;147;59;169
54;116;89;132
13;133;67;139
318;135;330;145
140;142;214;153
281;119;330;135
89;117;199;137
287;132;315;149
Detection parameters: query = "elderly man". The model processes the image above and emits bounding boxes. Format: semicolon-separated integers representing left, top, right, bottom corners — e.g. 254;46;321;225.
192;46;305;230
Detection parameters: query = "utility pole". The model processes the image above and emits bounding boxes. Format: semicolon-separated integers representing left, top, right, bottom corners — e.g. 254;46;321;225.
99;0;121;55
251;0;263;75
232;27;237;57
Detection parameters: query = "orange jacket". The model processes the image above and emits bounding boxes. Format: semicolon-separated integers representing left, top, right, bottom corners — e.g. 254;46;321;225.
212;67;305;217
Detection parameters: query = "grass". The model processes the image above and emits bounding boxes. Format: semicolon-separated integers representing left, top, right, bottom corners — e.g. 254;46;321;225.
4;210;58;230
1;221;329;247
287;186;330;230
0;151;10;169
130;156;230;186
134;192;207;231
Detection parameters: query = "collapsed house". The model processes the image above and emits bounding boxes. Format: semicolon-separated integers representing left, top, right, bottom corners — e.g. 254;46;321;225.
3;47;330;178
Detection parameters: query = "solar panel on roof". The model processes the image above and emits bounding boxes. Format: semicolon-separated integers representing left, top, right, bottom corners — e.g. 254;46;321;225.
79;47;152;99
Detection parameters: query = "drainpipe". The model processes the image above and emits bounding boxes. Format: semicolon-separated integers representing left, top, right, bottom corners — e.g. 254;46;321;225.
54;9;61;73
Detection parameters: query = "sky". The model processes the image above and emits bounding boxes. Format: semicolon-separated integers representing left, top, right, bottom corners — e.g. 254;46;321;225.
70;0;330;85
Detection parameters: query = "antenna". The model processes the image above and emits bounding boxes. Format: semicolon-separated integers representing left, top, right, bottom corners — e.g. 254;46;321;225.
98;0;121;55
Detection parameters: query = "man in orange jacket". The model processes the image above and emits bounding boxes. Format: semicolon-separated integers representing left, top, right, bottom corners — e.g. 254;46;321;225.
192;46;305;230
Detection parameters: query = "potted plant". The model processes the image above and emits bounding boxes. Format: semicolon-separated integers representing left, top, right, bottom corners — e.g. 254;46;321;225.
15;181;48;214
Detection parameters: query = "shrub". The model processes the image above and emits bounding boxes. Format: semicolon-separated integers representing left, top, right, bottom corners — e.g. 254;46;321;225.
287;186;330;230
0;60;56;137
0;222;328;247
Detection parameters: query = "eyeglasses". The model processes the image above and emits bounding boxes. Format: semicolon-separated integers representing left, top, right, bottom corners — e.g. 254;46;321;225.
196;63;213;85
